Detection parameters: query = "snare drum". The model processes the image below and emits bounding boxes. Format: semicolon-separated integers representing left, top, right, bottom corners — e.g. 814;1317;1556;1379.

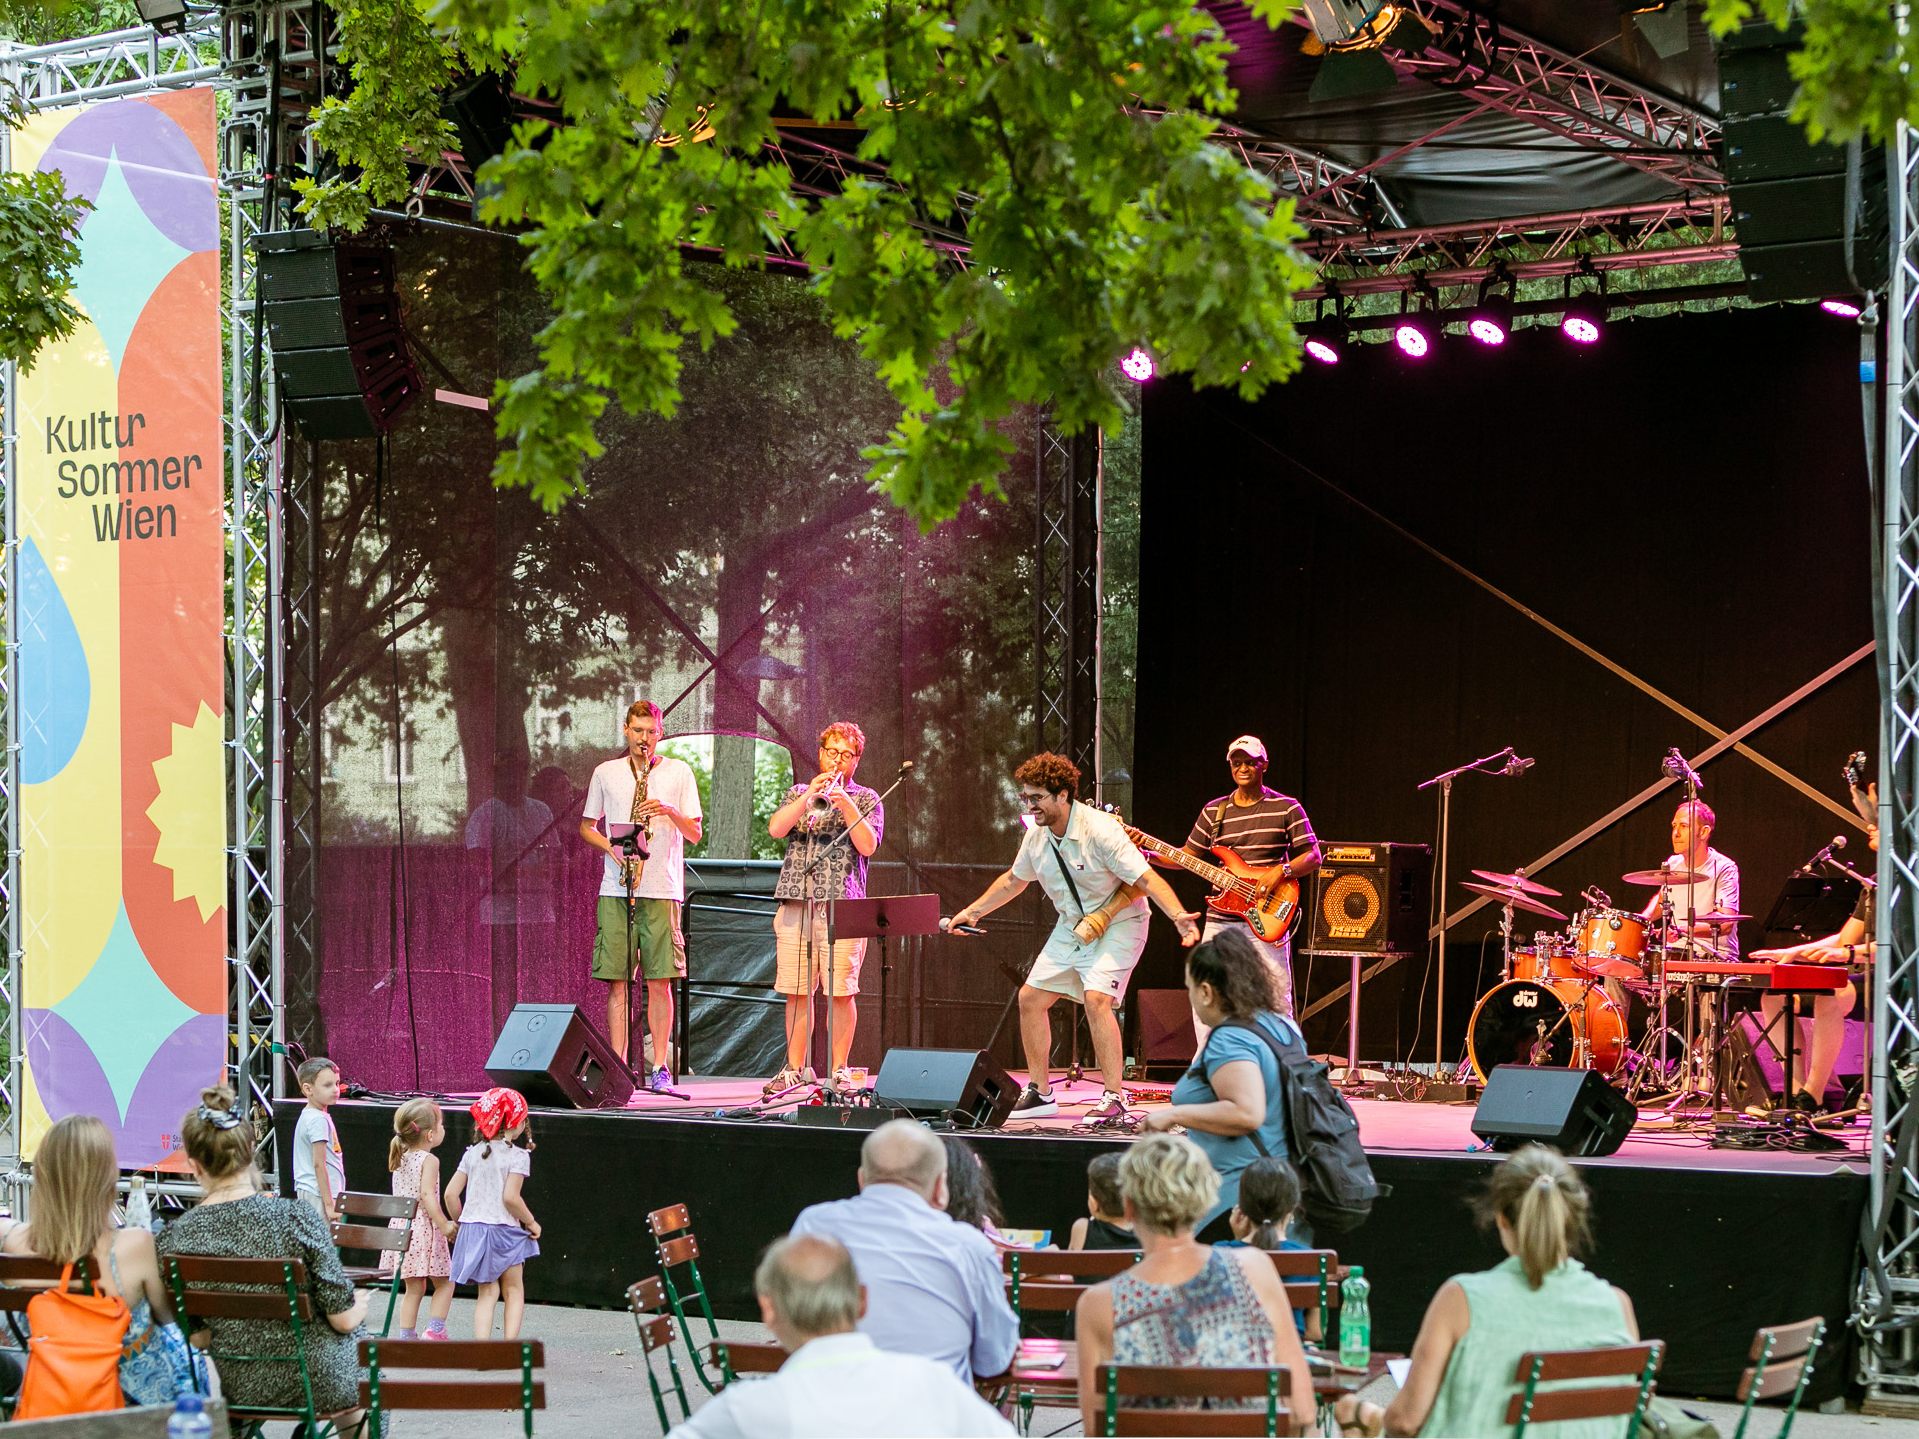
1467;978;1626;1080
1575;908;1647;980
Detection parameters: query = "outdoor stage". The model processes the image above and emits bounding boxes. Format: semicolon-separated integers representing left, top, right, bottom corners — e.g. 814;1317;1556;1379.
279;1072;1867;1402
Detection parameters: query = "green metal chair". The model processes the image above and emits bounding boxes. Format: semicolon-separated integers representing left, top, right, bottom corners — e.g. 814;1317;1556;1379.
164;1253;332;1438
648;1202;735;1392
337;1190;418;1338
361;1338;544;1438
628;1276;693;1431
1730;1317;1826;1439
1505;1341;1664;1439
1098;1362;1290;1436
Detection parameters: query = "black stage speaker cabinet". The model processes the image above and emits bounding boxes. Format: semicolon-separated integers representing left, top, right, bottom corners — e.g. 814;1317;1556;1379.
485;1004;634;1110
1308;842;1432;956
1716;23;1888;301
257;229;421;439
1135;989;1197;1075
1470;1065;1636;1157
872;1048;1021;1129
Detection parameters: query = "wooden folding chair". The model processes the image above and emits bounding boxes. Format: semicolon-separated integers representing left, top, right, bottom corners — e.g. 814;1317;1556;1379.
704;1336;787;1380
1731;1317;1826;1439
361;1338;544;1438
331;1219;409;1337
628;1275;694;1429
1262;1249;1340;1343
164;1254;329;1437
648;1202;732;1391
1097;1362;1293;1436
1505;1341;1665;1438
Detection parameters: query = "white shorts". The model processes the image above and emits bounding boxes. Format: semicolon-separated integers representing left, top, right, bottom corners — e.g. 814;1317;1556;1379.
1025;908;1147;1003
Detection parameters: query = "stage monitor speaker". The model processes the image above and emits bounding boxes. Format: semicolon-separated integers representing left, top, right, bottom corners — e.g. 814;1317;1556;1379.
1715;24;1888;301
1308;842;1432;956
485;1003;633;1110
872;1047;1020;1129
257;229;421;439
1470;1065;1636;1157
1135;989;1197;1075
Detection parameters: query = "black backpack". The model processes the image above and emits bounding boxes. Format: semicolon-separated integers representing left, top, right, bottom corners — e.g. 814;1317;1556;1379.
1211;1018;1382;1235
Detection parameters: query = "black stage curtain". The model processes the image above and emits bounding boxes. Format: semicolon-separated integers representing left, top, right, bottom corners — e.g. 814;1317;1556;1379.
1134;307;1878;1066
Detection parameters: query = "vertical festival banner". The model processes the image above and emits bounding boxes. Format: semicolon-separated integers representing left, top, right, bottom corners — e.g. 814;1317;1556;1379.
10;89;227;1166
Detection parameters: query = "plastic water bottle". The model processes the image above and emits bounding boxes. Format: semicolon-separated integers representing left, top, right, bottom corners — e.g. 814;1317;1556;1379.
167;1393;213;1439
125;1176;153;1234
1339;1266;1371;1369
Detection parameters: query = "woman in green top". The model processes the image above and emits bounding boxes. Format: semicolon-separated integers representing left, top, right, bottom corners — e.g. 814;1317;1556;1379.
1384;1146;1637;1438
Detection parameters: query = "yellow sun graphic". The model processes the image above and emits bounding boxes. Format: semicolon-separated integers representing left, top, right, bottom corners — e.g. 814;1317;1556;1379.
146;701;226;922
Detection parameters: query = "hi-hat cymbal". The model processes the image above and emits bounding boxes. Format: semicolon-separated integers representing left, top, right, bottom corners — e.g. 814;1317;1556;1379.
1461;880;1569;923
1693;911;1751;925
1622;866;1708;887
1469;868;1561;897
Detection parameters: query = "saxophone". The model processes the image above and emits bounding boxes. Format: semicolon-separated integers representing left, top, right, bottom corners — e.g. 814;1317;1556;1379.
625;752;651;890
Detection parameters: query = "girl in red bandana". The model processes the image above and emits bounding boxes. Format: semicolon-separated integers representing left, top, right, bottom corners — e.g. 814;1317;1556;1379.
444;1087;542;1339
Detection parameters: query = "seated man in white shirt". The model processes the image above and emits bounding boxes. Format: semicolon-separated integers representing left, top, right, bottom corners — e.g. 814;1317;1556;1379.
666;1234;1014;1439
790;1119;1019;1383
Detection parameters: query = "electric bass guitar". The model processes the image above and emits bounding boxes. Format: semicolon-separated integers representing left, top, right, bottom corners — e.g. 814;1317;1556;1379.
1107;809;1301;944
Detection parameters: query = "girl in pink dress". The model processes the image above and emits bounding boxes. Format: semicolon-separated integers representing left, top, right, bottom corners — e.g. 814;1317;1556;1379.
383;1098;457;1339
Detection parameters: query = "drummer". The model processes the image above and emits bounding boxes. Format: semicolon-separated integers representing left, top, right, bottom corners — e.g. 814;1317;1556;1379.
1640;799;1741;962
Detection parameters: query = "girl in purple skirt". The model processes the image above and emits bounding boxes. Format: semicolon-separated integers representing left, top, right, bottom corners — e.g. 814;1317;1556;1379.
444;1087;542;1339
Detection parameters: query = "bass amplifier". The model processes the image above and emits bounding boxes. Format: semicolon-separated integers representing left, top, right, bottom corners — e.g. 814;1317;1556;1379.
1307;842;1432;956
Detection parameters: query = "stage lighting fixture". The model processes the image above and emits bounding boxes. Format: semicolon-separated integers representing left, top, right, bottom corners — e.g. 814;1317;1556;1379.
1465;284;1513;347
1821;296;1865;318
1301;0;1430;51
134;0;190;35
1560;298;1603;345
1120;347;1156;383
1300;299;1349;365
1392;315;1432;359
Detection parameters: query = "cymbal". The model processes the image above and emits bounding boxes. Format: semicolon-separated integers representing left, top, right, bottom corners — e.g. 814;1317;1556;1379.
1461;880;1569;923
1692;911;1751;925
1469;868;1561;897
1622;866;1708;887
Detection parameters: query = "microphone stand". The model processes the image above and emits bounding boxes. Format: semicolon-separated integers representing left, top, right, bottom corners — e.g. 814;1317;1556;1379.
794;762;915;1099
1417;746;1520;1075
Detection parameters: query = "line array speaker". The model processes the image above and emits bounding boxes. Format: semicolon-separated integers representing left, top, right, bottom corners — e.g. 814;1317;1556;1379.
257;228;420;439
1307;842;1432;956
1715;23;1888;301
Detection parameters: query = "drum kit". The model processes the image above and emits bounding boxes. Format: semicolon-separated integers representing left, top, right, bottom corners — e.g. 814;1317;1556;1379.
1460;866;1748;1102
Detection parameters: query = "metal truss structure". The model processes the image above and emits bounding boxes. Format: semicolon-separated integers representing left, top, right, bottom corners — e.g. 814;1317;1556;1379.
1864;121;1919;1400
0;15;287;1181
1034;421;1102;794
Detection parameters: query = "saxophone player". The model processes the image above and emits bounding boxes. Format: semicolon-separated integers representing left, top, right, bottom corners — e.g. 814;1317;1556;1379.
580;699;703;1090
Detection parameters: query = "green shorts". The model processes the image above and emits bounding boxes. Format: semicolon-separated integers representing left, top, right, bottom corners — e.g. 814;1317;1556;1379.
592;896;686;982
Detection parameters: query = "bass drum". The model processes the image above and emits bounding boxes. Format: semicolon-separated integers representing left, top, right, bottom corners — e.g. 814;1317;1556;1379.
1467;979;1626;1081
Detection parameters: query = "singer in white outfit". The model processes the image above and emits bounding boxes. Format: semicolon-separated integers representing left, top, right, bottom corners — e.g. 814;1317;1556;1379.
765;721;885;1094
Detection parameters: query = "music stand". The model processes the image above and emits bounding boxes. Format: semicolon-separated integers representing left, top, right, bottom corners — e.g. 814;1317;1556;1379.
818;894;945;1077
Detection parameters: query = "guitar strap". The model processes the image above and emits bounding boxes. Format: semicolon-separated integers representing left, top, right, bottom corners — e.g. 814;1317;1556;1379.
1049;837;1087;918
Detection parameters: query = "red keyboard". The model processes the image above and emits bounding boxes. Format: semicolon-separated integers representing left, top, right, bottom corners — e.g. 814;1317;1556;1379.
1662;961;1847;990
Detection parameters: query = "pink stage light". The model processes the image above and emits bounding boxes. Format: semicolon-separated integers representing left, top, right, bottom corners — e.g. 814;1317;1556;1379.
1562;316;1600;344
1120;347;1156;382
1821;297;1864;318
1393;322;1430;358
1303;337;1340;365
1467;317;1507;346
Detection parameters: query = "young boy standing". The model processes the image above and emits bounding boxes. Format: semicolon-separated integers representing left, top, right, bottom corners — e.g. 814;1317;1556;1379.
293;1056;346;1222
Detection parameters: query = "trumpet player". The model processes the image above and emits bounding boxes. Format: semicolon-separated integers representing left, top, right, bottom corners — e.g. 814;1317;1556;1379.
764;721;885;1094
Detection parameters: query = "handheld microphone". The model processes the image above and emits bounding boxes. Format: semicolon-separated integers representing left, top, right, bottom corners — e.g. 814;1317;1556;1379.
940;917;986;936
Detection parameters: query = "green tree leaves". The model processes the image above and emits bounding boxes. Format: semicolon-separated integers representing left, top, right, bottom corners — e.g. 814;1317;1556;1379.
1702;0;1917;147
299;0;1316;527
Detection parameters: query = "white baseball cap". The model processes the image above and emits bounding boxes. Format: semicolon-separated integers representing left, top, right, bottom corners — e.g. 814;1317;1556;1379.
1226;735;1268;764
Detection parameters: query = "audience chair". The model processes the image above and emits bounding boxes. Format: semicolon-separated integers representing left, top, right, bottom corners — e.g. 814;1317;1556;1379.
1731;1317;1826;1439
1505;1341;1664;1439
705;1336;787;1381
360;1338;544;1439
331;1219;409;1337
628;1276;693;1430
1262;1249;1340;1342
1097;1362;1293;1436
648;1202;731;1392
163;1254;326;1436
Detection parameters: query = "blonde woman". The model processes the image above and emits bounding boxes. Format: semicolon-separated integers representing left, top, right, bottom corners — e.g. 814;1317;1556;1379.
1074;1134;1317;1435
1384;1145;1637;1437
3;1114;200;1403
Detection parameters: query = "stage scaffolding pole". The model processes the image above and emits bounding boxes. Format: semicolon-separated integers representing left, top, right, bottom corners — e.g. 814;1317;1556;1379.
1866;115;1919;1401
1034;419;1102;796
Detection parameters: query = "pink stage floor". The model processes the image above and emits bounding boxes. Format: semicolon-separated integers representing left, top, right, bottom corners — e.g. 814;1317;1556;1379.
620;1071;1872;1173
